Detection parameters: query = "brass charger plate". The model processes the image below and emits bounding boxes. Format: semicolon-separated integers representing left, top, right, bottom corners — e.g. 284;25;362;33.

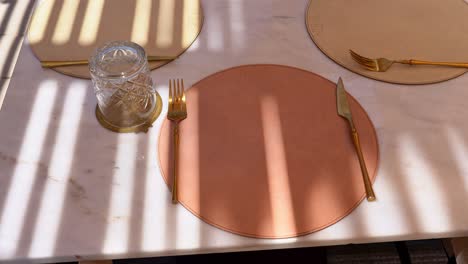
28;0;204;79
306;0;468;84
158;64;379;238
96;92;162;133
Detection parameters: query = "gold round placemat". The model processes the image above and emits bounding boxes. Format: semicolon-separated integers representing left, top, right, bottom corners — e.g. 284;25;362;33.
96;92;162;133
158;64;379;238
28;0;203;79
306;0;468;85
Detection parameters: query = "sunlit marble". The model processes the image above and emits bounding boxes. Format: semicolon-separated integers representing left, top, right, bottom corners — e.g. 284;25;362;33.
2;0;468;263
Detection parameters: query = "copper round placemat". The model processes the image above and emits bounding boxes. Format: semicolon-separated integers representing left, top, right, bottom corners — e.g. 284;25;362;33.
158;65;379;238
28;0;203;79
306;0;468;85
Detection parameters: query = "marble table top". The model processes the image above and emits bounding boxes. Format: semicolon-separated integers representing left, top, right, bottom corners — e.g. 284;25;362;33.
1;0;468;263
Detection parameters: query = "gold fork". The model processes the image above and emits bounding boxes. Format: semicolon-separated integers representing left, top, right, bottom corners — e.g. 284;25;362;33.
167;79;187;204
350;50;468;72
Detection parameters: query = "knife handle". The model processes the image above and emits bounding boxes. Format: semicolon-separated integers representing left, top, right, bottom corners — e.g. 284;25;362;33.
41;56;176;68
351;129;376;201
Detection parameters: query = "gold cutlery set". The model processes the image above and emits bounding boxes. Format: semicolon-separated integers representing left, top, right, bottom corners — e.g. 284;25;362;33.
42;51;468;72
41;49;401;205
44;48;468;205
331;49;468;200
166;76;376;204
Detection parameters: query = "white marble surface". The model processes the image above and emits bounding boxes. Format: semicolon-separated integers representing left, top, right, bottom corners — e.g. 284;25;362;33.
1;0;468;263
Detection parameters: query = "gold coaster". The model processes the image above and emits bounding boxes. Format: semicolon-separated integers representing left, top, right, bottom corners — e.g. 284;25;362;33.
95;92;162;133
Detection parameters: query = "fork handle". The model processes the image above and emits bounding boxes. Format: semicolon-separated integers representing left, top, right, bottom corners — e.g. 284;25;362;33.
398;59;468;68
171;123;180;204
351;129;376;202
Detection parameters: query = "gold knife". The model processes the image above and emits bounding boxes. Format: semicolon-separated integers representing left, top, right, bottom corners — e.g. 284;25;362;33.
40;55;178;68
336;77;376;201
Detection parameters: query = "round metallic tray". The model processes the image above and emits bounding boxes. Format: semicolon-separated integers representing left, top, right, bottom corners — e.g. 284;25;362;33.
95;92;162;133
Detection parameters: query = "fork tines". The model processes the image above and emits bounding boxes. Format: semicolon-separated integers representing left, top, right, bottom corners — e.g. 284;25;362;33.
168;79;186;112
349;50;378;71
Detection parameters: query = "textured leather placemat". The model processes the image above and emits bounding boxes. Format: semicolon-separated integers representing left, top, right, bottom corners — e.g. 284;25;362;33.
28;0;203;79
158;65;379;238
306;0;468;84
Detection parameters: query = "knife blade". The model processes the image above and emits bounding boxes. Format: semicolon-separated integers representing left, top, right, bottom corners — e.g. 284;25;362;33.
336;77;376;201
336;77;354;128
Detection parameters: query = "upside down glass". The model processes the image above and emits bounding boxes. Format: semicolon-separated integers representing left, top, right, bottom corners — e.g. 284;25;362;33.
89;41;160;132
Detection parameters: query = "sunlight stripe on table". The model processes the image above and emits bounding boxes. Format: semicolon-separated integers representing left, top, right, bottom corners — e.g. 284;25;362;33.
28;0;56;43
358;170;412;236
260;95;296;236
0;80;58;256
156;0;175;48
446;126;468;196
103;134;138;254
141;86;170;251
0;79;11;110
141;124;166;251
52;0;80;45
399;134;451;232
228;0;245;49
206;2;224;51
131;0;152;46
28;83;86;258
78;0;105;45
174;88;201;249
173;207;201;250
182;0;200;47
